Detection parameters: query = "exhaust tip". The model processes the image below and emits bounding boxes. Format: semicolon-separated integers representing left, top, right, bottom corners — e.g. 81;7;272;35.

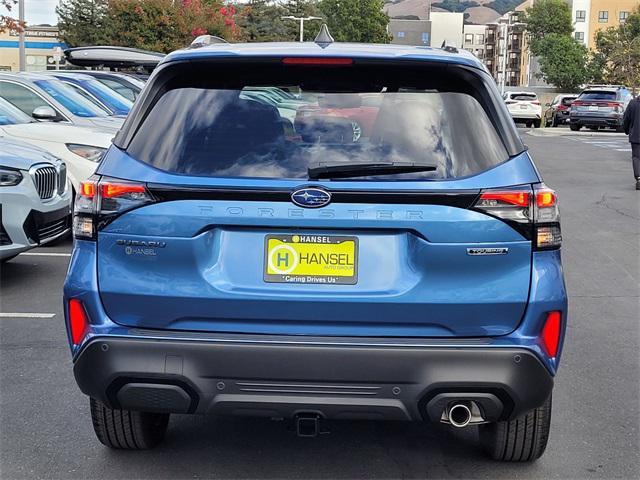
448;403;472;428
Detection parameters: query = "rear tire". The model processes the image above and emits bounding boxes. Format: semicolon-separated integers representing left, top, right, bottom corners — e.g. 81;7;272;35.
533;120;541;129
570;124;581;131
89;397;169;449
479;396;552;462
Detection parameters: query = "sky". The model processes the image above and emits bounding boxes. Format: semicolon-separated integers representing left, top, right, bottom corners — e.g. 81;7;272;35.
24;0;60;26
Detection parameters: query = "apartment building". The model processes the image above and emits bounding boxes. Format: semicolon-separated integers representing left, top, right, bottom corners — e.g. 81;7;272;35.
572;0;640;48
484;11;528;88
462;24;487;61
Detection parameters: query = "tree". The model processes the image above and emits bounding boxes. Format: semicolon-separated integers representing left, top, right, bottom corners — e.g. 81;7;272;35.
522;0;586;90
58;0;241;52
235;0;320;42
318;0;391;43
57;0;108;46
589;8;640;92
534;34;589;91
521;0;573;56
1;0;24;33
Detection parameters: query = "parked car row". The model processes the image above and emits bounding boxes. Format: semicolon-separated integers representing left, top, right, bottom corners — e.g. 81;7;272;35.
504;85;634;132
0;70;138;261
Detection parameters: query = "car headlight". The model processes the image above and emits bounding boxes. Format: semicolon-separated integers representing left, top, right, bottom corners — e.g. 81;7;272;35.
66;144;107;162
0;166;23;186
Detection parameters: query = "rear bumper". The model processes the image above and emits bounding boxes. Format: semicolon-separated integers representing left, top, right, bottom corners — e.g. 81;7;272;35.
570;115;622;127
73;335;553;422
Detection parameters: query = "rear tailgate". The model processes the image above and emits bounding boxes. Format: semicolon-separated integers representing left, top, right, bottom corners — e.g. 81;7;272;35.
96;181;534;338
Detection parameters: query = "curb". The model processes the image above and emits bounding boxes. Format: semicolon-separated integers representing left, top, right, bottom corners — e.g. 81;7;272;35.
526;128;627;138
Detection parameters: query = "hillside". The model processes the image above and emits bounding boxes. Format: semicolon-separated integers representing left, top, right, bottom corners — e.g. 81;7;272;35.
384;0;524;23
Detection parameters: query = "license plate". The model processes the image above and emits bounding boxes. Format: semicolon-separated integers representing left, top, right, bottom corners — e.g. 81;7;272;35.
520;105;528;109
264;234;358;285
589;106;599;111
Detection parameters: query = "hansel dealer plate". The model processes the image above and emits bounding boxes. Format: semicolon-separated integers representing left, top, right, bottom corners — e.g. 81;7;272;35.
264;234;358;285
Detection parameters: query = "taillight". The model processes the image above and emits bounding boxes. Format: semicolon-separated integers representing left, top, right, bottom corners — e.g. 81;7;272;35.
473;185;561;250
68;298;89;345
282;57;353;66
73;176;155;240
531;101;540;106
541;311;562;358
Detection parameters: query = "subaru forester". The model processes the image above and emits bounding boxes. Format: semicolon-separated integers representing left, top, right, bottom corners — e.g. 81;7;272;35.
64;34;567;461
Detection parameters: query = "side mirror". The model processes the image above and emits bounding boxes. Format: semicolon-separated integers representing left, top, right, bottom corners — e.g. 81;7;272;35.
32;105;58;121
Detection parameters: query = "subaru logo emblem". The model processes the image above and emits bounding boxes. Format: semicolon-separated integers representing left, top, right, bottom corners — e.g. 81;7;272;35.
291;187;332;208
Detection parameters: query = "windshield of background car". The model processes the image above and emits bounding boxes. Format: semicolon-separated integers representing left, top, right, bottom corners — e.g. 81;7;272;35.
0;98;32;125
33;79;109;118
80;78;133;113
579;91;617;101
126;64;510;181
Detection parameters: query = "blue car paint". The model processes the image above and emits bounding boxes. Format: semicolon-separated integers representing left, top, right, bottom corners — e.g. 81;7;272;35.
63;42;567;383
63;241;567;374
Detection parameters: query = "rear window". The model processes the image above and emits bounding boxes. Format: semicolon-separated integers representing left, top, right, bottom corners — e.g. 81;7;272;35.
511;93;537;101
126;65;510;181
579;91;617;101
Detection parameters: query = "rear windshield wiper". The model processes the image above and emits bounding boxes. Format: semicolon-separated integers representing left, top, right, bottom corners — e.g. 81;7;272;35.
308;162;437;180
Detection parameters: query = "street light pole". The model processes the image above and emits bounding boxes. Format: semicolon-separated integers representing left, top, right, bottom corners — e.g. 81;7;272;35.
281;16;323;42
18;0;25;72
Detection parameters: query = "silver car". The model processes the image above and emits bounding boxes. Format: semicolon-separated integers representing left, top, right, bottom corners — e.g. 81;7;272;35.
0;72;123;133
569;85;634;132
0;138;72;262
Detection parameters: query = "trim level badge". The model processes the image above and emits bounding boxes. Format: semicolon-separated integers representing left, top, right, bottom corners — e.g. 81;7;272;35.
467;247;509;256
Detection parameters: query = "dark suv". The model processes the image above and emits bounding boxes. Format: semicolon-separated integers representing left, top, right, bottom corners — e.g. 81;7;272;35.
570;85;633;131
64;36;567;461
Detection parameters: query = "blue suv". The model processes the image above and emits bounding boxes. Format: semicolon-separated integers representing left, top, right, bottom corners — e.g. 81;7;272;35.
64;35;567;461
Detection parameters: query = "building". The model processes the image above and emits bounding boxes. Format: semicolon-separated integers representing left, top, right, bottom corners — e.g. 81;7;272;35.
388;19;431;46
570;0;640;48
462;24;487;61
429;11;464;49
484;11;528;89
586;0;639;48
0;26;66;72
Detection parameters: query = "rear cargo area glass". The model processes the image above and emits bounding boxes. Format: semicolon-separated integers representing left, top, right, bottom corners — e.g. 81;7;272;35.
126;67;509;181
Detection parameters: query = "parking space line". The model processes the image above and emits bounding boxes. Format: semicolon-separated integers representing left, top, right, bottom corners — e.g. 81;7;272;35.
0;313;56;318
19;252;71;257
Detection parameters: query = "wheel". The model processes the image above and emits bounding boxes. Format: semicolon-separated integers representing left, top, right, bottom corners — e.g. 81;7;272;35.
479;396;552;462
89;397;169;449
550;115;557;128
533;120;541;129
569;124;581;131
616;125;625;133
526;122;532;128
589;126;599;131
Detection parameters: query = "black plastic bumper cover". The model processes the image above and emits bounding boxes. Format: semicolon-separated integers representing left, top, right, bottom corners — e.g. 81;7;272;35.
74;337;553;422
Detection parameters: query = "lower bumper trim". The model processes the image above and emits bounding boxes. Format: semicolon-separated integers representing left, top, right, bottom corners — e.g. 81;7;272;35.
74;336;553;422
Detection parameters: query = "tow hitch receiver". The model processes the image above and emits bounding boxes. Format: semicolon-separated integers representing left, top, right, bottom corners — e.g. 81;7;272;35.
295;413;323;437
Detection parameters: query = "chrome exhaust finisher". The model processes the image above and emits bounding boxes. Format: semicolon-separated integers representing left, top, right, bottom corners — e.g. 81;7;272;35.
439;401;487;427
448;403;472;428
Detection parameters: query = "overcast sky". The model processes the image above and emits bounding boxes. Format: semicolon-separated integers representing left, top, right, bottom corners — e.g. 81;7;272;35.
24;0;60;26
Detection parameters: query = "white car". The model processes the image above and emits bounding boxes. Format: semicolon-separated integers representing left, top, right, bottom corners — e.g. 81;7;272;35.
503;91;542;128
0;137;72;262
0;98;112;193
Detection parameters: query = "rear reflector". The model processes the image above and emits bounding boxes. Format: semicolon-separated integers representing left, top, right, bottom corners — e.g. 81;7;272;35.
282;57;353;65
541;311;562;358
68;299;89;345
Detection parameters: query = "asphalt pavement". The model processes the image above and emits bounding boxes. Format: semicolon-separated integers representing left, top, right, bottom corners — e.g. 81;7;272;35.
1;130;639;479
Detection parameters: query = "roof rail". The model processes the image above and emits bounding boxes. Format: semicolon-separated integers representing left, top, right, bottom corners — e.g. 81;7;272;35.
189;35;228;49
441;40;458;54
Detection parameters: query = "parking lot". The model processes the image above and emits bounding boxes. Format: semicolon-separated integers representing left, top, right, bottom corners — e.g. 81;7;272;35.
1;130;638;479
